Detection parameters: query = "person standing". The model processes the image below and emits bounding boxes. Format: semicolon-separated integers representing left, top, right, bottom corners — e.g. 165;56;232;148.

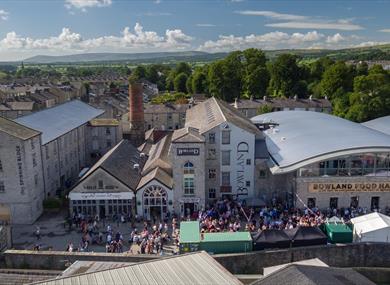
35;226;41;240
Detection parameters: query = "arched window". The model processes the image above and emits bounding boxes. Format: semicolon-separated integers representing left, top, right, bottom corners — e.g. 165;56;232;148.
183;161;195;195
184;161;194;174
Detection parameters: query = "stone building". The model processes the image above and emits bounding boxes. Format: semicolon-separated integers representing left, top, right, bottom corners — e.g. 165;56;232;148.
143;103;190;131
0;117;44;224
69;140;146;218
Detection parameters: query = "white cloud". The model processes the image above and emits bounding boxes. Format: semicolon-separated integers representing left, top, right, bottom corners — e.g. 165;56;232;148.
198;30;326;52
0;9;9;21
355;41;389;47
196;24;217;27
326;33;345;43
0;23;193;54
266;21;363;31
379;29;390;33
65;0;112;11
236;10;307;21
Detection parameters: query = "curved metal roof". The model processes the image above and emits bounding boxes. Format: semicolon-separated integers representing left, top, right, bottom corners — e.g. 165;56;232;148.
362;116;390;135
251;111;390;174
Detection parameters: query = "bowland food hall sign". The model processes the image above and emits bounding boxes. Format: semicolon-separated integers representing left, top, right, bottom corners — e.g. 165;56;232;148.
309;182;390;193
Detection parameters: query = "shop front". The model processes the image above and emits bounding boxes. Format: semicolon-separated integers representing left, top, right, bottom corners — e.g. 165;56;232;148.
69;191;134;218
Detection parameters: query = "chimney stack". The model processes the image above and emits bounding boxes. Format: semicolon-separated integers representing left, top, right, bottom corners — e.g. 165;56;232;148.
126;82;145;146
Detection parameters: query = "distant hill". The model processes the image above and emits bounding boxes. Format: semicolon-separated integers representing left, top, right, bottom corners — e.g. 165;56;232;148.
20;44;390;64
23;51;228;64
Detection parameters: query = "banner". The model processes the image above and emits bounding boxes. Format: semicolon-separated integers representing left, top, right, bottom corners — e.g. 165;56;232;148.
309;182;390;193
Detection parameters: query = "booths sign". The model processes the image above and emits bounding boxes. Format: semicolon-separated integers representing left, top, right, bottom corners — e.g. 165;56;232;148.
309;182;390;193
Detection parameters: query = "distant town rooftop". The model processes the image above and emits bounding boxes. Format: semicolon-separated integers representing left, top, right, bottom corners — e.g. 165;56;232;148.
15;100;104;144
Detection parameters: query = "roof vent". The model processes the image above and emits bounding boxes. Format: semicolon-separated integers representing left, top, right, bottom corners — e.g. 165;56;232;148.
140;153;145;158
133;163;140;170
272;128;279;134
309;95;313;101
281;137;286;141
293;95;298;101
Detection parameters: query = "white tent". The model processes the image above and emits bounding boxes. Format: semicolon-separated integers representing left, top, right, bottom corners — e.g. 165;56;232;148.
351;212;390;242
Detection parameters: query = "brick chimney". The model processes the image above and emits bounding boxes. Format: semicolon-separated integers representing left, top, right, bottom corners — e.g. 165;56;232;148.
127;82;145;146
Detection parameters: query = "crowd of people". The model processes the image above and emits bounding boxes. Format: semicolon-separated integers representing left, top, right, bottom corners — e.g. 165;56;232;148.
39;197;390;254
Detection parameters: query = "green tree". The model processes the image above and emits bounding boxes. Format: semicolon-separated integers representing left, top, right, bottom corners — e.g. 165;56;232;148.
257;104;273;115
186;74;193;94
268;54;301;97
174;72;188;93
208;61;225;99
320;61;352;99
175;62;192;76
242;48;269;98
192;68;208;94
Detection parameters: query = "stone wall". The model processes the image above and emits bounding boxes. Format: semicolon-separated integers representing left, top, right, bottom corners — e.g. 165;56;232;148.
3;250;159;270
214;243;390;274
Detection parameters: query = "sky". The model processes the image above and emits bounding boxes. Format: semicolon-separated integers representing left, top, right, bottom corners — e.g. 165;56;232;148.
0;0;389;61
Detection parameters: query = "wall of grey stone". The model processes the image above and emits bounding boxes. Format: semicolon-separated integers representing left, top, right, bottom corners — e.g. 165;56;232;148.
214;243;390;274
3;250;159;270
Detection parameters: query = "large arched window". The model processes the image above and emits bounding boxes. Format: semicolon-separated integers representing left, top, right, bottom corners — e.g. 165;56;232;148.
143;185;167;206
183;161;195;195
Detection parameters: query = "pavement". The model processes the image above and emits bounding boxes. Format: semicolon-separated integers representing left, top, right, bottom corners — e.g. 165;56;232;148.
11;210;176;254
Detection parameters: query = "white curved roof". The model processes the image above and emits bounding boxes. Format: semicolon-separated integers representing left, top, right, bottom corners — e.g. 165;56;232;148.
251;111;390;174
362;116;390;135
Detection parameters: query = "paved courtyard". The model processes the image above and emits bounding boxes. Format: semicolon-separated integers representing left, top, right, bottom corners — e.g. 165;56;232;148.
11;210;172;253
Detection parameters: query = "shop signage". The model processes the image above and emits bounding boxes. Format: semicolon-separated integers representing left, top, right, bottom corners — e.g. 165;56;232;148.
179;197;201;203
177;148;200;156
309;182;390;193
236;142;249;196
69;192;133;200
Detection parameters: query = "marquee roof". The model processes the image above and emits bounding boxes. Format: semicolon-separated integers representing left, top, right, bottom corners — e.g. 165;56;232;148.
351;212;390;234
362;116;390;135
251;111;390;174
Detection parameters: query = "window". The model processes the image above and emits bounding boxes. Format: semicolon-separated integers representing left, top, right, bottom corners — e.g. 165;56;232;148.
184;161;194;174
222;172;230;186
184;177;194;195
106;128;111;135
222;151;230;166
31;139;35;150
32;153;37;167
222;130;230;144
246;181;250;187
209;169;216;179
106;140;112;148
208;188;216;199
98;180;104;189
350;196;359;208
0;181;4;193
34;174;38;186
168;114;172;120
371;197;380;211
330;197;338;209
209;133;215;144
207;149;216;160
259;170;267;179
307;198;316;209
0;159;2;172
246;159;251;165
45;145;49;159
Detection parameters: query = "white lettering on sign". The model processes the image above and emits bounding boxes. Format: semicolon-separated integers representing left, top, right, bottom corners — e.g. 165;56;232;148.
177;148;200;156
69;192;133;200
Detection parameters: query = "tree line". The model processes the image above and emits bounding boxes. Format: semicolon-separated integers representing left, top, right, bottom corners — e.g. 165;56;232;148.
131;48;390;123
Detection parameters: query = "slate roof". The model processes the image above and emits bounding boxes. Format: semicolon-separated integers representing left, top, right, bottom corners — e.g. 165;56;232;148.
137;166;173;190
142;133;172;175
72;140;146;192
30;252;242;285
186;97;260;135
172;127;205;143
15;100;104;144
232;98;332;110
144;103;190;114
0;116;40;140
253;264;375;285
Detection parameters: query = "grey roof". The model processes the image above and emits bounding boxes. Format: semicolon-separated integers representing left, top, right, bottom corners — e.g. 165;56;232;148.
6;101;34;111
233;98;332;110
252;264;375;285
172;127;205;143
60;261;133;277
0;269;60;285
72;140;146;192
252;111;390;174
0;116;41;140
186;97;260;135
31;252;242;285
137;167;174;190
362;116;390;135
15;100;104;144
144;103;190;114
